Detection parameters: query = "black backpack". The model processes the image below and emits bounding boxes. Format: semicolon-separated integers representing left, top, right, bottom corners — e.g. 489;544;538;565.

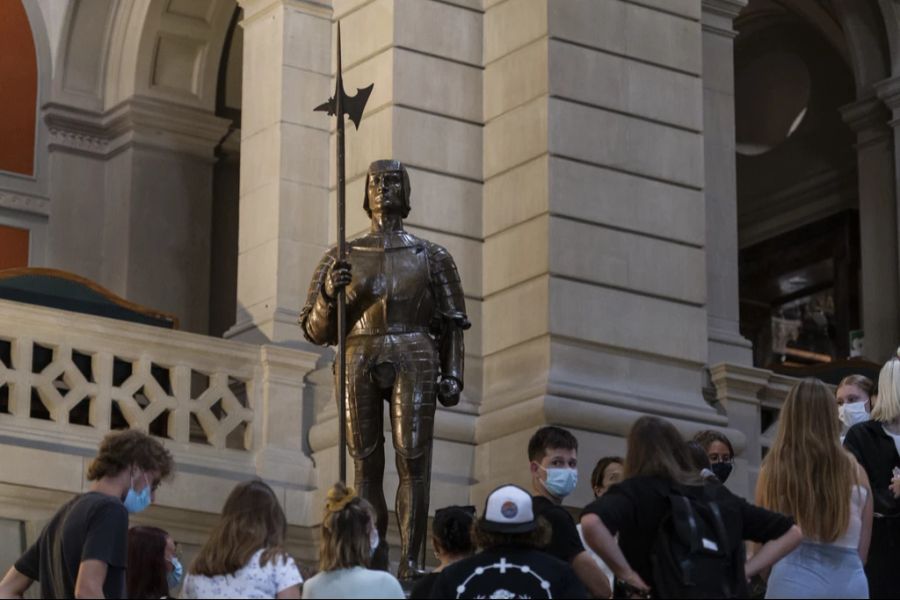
649;485;742;599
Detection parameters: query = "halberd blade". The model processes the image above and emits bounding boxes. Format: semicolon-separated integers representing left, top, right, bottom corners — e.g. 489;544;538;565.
345;84;374;130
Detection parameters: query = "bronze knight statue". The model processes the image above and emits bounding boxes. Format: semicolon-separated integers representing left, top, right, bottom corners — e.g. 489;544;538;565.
300;159;469;579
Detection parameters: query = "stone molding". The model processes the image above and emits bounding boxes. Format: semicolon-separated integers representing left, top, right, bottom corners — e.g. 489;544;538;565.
840;96;892;149
44;96;232;161
238;0;332;23
709;362;770;407
0;190;50;217
874;75;900;129
701;0;747;38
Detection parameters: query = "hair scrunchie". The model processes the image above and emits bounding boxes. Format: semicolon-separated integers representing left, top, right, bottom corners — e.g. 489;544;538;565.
325;486;358;513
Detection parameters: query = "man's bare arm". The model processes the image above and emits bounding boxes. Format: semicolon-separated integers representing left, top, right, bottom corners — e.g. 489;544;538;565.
0;567;33;600
572;550;613;599
74;559;107;599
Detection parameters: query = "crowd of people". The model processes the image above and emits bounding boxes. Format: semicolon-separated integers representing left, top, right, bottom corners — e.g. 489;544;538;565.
0;348;899;599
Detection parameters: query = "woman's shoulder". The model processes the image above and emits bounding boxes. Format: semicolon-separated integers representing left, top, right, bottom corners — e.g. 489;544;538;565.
846;419;883;442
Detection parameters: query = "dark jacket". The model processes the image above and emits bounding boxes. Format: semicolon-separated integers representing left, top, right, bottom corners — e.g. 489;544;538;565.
844;419;900;598
844;420;900;516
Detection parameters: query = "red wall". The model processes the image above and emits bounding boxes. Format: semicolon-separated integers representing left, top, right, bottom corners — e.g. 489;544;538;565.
0;0;37;175
0;225;29;269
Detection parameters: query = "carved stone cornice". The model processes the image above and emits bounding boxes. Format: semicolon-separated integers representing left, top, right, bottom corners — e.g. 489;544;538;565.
44;96;232;161
874;75;900;127
702;0;748;38
840;96;891;148
238;0;331;24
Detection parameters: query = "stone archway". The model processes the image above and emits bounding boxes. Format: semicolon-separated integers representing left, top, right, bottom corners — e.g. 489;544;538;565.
734;0;899;368
44;0;238;334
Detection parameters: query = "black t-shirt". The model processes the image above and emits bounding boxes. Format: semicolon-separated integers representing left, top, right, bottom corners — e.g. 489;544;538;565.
531;495;585;563
409;571;440;599
581;476;794;594
15;492;128;599
431;545;588;599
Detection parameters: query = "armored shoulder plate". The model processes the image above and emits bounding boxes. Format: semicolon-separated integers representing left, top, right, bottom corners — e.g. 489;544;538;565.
427;242;470;329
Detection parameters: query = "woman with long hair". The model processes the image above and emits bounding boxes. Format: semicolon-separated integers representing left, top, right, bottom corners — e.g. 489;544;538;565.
844;349;900;598
181;479;303;599
127;526;181;599
757;378;873;598
301;482;404;599
580;416;801;598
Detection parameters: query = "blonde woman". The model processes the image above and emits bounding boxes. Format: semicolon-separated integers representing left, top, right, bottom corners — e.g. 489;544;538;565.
837;374;875;440
844;349;900;599
757;378;873;598
302;482;404;599
181;479;303;599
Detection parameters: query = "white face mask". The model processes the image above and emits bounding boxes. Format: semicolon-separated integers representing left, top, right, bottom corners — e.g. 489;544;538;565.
369;528;380;557
839;401;870;431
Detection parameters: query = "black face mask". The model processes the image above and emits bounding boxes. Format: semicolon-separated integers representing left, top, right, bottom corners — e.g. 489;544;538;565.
710;462;733;484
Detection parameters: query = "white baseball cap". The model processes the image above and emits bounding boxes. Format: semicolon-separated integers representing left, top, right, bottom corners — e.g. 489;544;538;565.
480;484;538;533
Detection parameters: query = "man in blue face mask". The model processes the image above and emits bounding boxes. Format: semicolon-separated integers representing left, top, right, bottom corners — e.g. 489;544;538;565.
0;429;173;600
528;426;612;599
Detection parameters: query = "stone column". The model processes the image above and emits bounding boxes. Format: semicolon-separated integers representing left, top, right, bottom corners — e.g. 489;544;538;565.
874;77;900;359
840;96;900;362
228;0;332;346
702;0;753;365
709;363;769;497
44;96;231;334
478;0;727;507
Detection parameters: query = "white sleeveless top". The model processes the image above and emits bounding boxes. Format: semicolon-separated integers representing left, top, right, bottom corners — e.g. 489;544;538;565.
831;485;868;549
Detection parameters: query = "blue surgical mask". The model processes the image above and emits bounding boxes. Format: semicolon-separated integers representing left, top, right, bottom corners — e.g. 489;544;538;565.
123;472;152;514
167;557;183;589
539;465;578;498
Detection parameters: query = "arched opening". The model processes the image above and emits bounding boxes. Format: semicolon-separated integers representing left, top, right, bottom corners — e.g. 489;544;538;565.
735;1;863;373
0;0;37;176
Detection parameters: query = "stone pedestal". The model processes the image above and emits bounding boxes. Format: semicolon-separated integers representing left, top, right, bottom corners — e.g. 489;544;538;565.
709;362;769;498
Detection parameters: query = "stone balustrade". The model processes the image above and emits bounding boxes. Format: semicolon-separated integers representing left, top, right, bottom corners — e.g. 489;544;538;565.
0;298;322;533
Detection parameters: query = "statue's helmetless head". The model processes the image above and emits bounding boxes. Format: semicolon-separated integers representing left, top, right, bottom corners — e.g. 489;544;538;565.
364;159;411;218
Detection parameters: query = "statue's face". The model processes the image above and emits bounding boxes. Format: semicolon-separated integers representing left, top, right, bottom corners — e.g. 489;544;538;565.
367;170;404;217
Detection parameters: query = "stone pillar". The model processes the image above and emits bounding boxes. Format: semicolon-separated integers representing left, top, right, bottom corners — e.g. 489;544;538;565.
229;0;332;346
702;0;753;365
840;96;900;362
44;97;231;334
874;77;900;359
255;345;318;495
709;363;769;498
479;0;725;507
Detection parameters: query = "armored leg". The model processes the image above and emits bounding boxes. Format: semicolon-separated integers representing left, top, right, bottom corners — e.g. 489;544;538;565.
390;335;438;579
344;340;390;569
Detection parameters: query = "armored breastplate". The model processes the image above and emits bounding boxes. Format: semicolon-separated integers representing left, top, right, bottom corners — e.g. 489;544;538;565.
345;232;434;336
